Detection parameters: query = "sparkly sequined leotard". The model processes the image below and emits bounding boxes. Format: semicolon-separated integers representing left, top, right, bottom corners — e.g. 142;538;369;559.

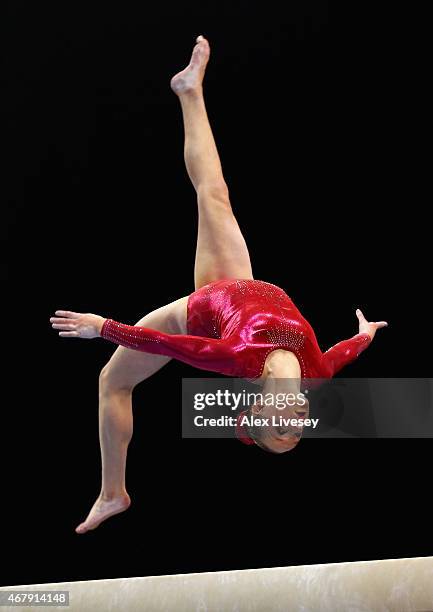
100;279;371;380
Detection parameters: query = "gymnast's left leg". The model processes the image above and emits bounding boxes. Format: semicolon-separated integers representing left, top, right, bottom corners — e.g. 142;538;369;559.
75;296;188;534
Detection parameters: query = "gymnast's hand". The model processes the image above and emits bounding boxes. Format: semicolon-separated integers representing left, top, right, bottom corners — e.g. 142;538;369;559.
50;310;107;339
356;308;388;341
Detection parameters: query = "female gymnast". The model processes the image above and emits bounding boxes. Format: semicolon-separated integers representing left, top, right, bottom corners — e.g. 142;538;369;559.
50;36;387;533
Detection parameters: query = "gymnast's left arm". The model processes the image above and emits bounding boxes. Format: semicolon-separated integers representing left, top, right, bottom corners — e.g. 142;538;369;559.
49;310;244;374
321;308;388;376
50;310;106;338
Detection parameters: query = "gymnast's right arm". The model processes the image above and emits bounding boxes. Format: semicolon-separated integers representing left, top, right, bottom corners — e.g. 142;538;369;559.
50;310;244;376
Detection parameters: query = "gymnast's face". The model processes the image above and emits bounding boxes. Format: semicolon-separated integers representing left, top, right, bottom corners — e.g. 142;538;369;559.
251;397;310;454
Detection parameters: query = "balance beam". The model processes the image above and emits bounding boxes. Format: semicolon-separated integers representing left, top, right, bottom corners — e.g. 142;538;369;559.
1;557;432;611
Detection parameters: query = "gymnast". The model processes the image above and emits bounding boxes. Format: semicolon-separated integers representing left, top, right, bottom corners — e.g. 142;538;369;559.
50;36;387;533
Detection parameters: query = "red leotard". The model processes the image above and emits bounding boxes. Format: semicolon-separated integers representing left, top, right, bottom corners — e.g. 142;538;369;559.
100;279;371;381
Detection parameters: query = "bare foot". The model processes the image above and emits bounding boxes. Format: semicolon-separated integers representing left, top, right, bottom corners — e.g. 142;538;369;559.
75;492;131;534
170;35;210;95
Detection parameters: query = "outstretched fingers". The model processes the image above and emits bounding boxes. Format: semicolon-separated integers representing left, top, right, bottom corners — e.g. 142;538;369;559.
51;310;82;336
55;310;82;319
51;319;79;336
356;309;388;327
374;321;388;329
51;317;76;325
50;310;103;339
355;308;366;320
52;321;76;329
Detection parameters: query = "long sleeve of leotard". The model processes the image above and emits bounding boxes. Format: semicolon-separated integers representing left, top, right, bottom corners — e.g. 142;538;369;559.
321;333;372;376
100;318;245;377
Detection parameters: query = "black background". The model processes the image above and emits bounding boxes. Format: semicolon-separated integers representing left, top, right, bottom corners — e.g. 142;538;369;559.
3;0;430;587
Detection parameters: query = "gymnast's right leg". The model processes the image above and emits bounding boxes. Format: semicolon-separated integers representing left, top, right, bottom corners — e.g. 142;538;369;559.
171;35;253;289
75;296;188;534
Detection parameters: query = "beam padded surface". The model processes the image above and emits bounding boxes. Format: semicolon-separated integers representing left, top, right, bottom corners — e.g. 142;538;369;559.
1;557;432;611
